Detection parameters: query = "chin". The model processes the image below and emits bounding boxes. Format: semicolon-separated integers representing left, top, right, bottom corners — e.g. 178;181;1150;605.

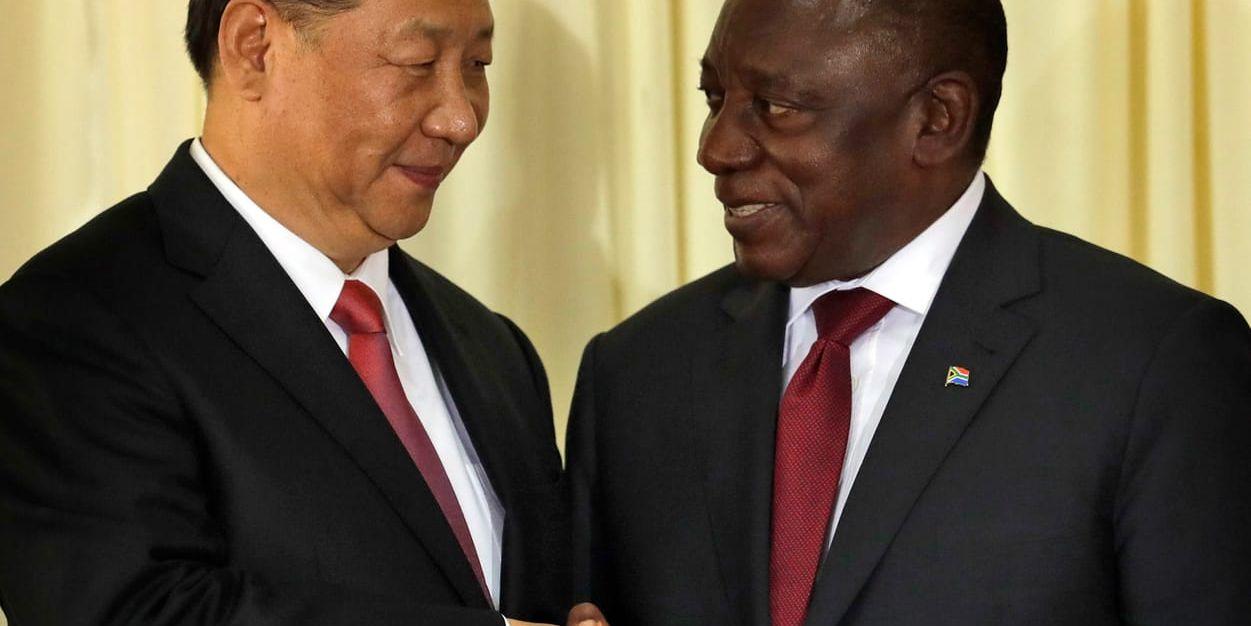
732;240;807;285
367;200;433;242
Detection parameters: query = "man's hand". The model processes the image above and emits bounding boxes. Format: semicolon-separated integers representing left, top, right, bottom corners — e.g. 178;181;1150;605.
566;602;610;626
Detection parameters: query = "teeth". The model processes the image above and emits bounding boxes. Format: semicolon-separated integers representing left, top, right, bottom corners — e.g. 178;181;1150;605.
727;203;775;217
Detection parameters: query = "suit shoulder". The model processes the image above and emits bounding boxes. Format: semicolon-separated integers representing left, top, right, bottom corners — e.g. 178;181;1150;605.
1034;226;1216;318
599;264;744;348
8;192;161;287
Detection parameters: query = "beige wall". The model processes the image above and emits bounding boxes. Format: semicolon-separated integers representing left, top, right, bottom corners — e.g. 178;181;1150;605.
2;2;1250;622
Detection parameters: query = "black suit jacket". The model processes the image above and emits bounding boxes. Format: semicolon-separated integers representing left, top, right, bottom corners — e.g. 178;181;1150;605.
567;181;1251;625
0;142;568;625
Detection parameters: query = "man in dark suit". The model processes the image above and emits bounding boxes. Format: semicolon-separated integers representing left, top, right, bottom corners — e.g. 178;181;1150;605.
0;1;566;624
567;0;1251;624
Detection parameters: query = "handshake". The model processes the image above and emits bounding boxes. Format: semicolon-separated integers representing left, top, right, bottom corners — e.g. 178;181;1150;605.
509;603;608;626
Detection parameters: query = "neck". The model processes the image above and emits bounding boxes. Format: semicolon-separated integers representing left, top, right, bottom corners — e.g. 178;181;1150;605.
201;107;373;274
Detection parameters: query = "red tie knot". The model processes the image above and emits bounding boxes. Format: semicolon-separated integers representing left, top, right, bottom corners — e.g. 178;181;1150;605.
330;280;387;335
812;287;895;346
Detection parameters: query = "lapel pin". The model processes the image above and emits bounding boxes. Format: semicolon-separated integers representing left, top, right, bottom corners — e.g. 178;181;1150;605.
945;366;971;388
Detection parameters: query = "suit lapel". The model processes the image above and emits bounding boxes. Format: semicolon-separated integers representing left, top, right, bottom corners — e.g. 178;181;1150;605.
388;251;531;508
389;251;546;610
151;143;491;609
804;182;1041;625
694;278;788;626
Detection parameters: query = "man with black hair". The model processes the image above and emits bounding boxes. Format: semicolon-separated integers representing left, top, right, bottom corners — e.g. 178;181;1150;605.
567;0;1251;624
0;1;567;624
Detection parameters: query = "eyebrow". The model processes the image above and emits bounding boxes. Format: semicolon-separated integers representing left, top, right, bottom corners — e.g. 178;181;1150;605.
394;17;495;42
737;62;829;103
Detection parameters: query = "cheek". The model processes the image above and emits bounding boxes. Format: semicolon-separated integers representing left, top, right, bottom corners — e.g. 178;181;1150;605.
771;139;845;221
328;87;425;191
354;87;420;153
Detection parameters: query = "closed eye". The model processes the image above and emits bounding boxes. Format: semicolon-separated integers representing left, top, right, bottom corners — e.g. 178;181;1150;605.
398;60;437;76
699;87;724;111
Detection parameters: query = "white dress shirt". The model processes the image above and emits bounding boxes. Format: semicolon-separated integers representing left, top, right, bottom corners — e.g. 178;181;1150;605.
190;139;506;608
782;172;985;547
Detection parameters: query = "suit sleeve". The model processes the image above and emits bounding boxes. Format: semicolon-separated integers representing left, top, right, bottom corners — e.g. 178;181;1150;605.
494;313;569;623
565;335;605;607
0;274;505;626
496;314;558;471
1114;298;1251;624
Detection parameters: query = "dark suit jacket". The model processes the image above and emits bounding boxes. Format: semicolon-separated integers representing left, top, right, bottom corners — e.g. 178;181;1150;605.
567;181;1251;625
0;142;568;625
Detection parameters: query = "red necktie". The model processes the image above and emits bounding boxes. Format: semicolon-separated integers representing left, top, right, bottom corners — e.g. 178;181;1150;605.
770;287;895;626
331;280;490;602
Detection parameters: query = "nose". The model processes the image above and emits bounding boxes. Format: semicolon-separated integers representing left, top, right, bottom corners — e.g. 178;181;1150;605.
421;72;484;148
696;105;760;175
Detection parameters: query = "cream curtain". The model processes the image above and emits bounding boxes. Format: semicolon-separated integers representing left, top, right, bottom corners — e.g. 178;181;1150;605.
1;2;1249;617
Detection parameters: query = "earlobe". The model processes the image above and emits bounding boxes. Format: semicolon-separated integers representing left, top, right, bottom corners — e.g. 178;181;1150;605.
216;1;273;101
912;72;978;168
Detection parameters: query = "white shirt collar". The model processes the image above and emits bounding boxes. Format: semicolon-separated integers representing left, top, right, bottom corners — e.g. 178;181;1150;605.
788;171;986;325
189;138;398;340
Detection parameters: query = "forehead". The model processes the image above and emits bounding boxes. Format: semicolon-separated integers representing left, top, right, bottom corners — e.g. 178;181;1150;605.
703;0;916;102
704;0;866;80
340;0;495;44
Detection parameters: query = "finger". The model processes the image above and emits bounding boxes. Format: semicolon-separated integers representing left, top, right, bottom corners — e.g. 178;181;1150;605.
566;602;609;626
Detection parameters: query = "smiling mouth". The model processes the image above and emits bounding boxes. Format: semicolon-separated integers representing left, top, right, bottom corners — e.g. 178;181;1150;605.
725;203;780;218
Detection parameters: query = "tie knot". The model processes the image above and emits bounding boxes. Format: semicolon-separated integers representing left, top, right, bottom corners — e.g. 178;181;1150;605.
812;287;895;345
330;280;386;335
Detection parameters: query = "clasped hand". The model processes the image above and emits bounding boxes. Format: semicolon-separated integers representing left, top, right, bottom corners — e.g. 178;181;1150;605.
507;601;609;626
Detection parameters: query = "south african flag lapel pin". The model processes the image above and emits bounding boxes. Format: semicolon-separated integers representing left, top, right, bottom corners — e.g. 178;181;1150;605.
945;366;971;388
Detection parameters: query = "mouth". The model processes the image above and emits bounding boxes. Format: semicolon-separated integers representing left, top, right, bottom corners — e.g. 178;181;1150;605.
724;202;781;218
721;199;788;242
393;164;447;191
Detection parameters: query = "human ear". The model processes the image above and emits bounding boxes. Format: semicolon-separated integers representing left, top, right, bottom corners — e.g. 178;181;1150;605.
216;0;275;101
911;71;978;167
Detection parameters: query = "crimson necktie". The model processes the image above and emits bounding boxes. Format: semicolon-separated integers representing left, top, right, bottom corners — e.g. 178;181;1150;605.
330;280;490;602
770;288;895;626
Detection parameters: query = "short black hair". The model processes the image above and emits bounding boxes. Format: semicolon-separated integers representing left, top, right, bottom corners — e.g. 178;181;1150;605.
185;0;360;86
858;0;1008;161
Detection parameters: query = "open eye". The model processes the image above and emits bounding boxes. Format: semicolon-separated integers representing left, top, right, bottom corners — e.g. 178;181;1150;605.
756;97;798;118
